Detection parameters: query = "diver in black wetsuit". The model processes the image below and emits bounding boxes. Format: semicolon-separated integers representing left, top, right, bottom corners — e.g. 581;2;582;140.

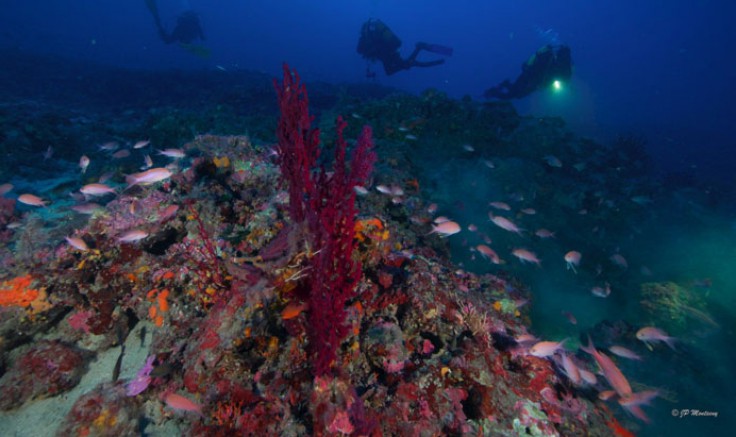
357;19;453;76
484;44;572;99
145;0;205;45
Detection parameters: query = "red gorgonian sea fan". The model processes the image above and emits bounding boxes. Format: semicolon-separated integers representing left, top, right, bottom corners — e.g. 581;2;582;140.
274;63;376;376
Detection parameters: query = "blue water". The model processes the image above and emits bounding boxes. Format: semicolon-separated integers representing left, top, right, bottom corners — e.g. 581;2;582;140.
1;1;735;436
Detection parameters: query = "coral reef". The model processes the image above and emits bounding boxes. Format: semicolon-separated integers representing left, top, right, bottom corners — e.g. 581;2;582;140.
0;62;641;436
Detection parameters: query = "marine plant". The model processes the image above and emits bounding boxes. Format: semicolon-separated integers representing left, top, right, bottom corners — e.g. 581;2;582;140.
274;64;376;376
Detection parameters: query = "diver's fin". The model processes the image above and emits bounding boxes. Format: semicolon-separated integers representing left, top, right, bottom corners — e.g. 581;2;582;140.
424;44;454;56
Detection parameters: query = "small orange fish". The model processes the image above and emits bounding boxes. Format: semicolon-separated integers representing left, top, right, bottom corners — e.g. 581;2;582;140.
564;251;582;273
112;149;131;159
429;221;461;237
579;368;597;385
126;168;173;187
511;248;541;266
79;155;90;173
636;327;676;350
0;183;13;197
118;230;149;243
609;345;642;361
581;336;632;398
80;183;116;196
65;236;89;251
164;393;202;415
476;244;501;264
133;140;151;149
591;283;611;298
560;352;581;384
158;148;186;159
610;253;628;269
529;339;567;357
281;302;308;320
489;201;511;211
18;193;47;207
489;214;523;235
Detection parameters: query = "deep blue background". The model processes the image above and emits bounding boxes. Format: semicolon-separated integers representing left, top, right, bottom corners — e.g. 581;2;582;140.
2;0;734;183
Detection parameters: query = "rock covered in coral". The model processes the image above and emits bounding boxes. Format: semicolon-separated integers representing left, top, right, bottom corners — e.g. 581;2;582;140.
57;382;142;437
0;340;89;410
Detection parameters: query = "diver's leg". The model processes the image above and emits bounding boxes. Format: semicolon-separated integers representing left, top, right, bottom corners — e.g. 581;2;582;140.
406;44;423;63
407;43;446;69
413;59;445;68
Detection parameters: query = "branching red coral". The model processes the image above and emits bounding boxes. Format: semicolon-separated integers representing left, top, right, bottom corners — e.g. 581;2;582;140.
274;64;376;376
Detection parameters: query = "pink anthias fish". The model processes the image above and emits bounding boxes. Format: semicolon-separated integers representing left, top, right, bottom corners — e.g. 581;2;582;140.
17;193;47;207
514;334;538;344
535;228;555;239
0;183;13;197
560;352;582;385
71;203;102;214
80;183;116;197
429;221;461;237
98;141;119;152
141;154;154;170
617;390;660;424
636;327;676;350
608;345;643;361
79;155;90;174
133;140;151;149
581;336;632;398
564;251;582;273
489;201;511;211
65;236;89;251
43;145;54;160
561;310;577;325
489;214;523;235
158;148;186;159
476;244;501;264
158;204;180;221
610;253;628;269
118;230;149;243
164;393;203;416
376;184;404;197
529;339;567;358
112;149;131;159
543;155;563;168
511;248;541;266
579;368;597;385
591;283;611;298
126;168;173;187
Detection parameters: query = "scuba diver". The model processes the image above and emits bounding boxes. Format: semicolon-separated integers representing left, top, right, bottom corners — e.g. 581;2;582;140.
357;19;453;76
483;44;572;99
145;0;205;45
